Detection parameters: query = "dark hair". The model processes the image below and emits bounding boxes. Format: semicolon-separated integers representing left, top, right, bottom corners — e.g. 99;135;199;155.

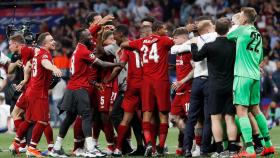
114;24;129;36
241;7;257;23
215;17;231;35
37;32;51;46
75;28;86;42
86;12;100;27
9;33;25;44
152;21;164;32
141;16;155;24
172;27;188;37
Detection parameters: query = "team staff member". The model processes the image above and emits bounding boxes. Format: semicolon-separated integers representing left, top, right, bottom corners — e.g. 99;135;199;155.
191;18;238;157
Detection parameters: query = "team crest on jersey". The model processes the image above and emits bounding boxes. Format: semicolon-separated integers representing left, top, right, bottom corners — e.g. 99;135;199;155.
89;53;95;59
42;54;49;59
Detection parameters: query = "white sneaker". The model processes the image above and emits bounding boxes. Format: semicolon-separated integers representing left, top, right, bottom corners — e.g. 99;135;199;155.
192;145;201;157
73;148;85;157
112;148;122;157
19;146;27;153
104;147;114;156
85;148;106;158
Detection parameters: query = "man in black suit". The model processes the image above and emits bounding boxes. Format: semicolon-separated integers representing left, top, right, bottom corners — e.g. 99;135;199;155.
190;17;238;157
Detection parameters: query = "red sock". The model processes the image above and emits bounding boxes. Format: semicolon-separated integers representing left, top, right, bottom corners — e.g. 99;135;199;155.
44;124;54;151
151;123;157;151
74;117;85;151
30;122;46;149
178;131;184;148
116;125;129;150
14;119;23;131
20;139;26;148
159;123;168;148
15;121;30;144
195;135;202;146
142;122;152;143
103;122;115;145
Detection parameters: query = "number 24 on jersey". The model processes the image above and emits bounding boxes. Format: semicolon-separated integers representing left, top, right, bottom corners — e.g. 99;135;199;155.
140;43;159;63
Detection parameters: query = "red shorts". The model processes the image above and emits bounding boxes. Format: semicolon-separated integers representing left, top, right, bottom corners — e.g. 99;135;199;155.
122;87;141;113
141;80;171;112
26;96;49;122
16;92;28;110
97;87;113;112
171;91;190;117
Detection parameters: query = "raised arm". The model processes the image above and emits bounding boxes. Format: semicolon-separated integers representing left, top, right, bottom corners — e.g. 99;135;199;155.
171;41;192;54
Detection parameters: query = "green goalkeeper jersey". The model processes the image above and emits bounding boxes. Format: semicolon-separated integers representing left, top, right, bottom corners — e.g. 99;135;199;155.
227;25;263;80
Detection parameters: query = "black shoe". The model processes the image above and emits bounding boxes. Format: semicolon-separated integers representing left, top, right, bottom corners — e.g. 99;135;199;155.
144;142;153;157
122;146;133;155
200;152;210;157
156;146;164;157
129;145;145;156
49;148;68;157
255;146;264;155
184;150;192;157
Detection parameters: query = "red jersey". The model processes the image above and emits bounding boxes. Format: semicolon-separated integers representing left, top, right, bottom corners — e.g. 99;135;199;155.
67;43;97;90
20;45;35;88
88;24;101;83
119;49;142;88
129;34;174;81
28;48;53;98
176;52;193;93
20;45;34;66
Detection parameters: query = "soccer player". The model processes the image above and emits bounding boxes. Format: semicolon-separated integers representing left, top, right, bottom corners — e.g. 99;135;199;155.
183;19;217;157
19;32;62;157
94;30;117;155
122;21;174;156
8;34;57;156
227;7;275;157
170;27;193;156
71;13;115;156
51;28;121;158
191;18;238;157
104;24;144;156
7;34;34;131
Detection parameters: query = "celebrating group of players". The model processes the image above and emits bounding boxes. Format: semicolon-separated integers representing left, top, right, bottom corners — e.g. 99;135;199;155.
5;5;276;158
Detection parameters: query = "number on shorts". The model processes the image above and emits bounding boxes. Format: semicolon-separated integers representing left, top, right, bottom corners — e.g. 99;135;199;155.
110;92;117;103
140;43;159;63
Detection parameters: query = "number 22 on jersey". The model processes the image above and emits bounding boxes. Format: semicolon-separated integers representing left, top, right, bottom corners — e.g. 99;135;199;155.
140;43;159;63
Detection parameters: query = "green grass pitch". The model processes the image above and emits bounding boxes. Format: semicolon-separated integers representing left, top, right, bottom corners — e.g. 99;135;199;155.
0;127;279;157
